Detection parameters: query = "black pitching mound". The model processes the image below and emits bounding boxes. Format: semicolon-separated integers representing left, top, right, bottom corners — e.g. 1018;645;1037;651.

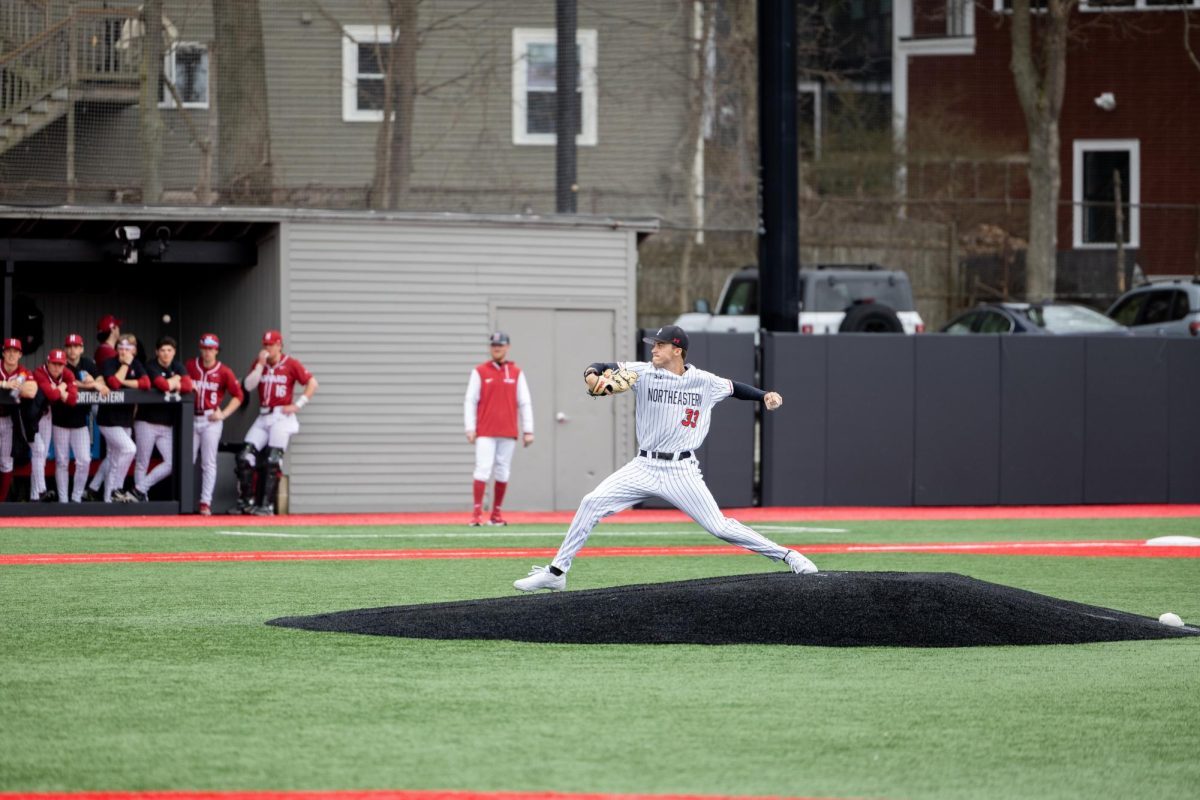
267;571;1200;647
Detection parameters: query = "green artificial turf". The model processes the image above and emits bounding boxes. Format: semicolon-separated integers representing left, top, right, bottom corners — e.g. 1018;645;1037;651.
3;515;1199;554
1;519;1198;799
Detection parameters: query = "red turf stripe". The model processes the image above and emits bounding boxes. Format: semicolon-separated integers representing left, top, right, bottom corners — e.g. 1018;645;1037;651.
3;504;1198;529
0;791;834;800
3;541;1198;566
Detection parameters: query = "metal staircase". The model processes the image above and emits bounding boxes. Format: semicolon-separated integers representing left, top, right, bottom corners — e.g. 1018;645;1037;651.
0;3;141;156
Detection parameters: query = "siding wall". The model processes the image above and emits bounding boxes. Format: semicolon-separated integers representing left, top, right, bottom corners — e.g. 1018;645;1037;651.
280;219;639;512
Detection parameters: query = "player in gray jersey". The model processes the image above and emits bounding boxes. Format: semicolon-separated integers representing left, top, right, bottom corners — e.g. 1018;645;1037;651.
515;325;817;592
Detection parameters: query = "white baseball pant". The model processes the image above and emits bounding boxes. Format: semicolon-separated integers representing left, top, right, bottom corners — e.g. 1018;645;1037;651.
98;425;137;502
134;420;173;494
473;436;516;482
29;413;52;499
244;408;300;451
52;425;92;502
0;416;13;472
192;415;223;506
550;456;789;573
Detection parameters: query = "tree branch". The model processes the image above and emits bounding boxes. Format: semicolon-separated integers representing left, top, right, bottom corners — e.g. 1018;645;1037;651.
1186;10;1200;72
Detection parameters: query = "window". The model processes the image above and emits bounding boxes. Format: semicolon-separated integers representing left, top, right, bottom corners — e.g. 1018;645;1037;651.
1073;140;1139;248
977;310;1014;333
944;312;980;334
720;277;758;315
160;43;208;108
1081;0;1200;10
1141;291;1183;324
512;28;597;146
342;25;397;122
1108;292;1147;326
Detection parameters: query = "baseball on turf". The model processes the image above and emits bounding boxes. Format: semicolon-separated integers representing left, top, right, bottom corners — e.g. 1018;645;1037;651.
1158;612;1184;628
162;314;172;324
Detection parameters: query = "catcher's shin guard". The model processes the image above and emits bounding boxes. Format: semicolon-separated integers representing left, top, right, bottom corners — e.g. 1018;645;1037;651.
256;447;285;515
234;443;258;512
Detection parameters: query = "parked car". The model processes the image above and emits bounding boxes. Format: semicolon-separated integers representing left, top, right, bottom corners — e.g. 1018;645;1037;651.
940;302;1130;335
674;264;925;334
1105;280;1200;337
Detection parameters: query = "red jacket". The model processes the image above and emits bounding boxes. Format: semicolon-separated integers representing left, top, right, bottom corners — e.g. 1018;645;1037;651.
34;365;78;410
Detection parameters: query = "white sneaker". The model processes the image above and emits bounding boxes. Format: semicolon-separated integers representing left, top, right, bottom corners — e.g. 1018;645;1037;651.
514;565;566;592
784;550;818;574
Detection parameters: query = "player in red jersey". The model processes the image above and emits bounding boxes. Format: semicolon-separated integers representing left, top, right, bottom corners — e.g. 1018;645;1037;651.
0;338;38;501
463;331;534;526
234;330;318;516
187;333;244;515
95;313;122;366
29;349;79;502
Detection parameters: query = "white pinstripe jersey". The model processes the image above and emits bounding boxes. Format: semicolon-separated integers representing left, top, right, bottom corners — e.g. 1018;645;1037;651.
618;361;733;453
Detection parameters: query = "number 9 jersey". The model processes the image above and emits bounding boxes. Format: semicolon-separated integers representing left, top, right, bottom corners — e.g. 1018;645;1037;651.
618;361;733;453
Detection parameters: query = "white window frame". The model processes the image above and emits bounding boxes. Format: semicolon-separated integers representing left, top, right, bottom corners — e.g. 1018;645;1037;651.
159;41;209;109
1080;0;1200;11
512;27;598;146
1073;139;1140;249
342;24;397;122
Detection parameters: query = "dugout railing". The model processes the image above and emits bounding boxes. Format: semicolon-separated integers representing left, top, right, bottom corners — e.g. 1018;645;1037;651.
0;389;195;515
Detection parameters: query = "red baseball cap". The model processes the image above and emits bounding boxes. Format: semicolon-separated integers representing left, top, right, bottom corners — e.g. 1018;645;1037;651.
262;330;282;345
65;333;85;346
48;349;66;364
3;338;22;352
97;314;122;333
199;333;221;349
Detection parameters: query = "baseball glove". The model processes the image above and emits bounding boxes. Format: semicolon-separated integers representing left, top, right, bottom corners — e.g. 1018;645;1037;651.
588;367;638;397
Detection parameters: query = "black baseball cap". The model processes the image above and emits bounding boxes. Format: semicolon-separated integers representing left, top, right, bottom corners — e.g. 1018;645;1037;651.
642;325;689;351
490;331;510;345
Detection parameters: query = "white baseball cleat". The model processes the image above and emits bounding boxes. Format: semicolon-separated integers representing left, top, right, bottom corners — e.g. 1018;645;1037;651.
514;565;566;592
784;550;818;574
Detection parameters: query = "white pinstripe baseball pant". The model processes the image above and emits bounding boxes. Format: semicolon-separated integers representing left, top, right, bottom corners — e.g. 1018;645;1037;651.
473;436;516;482
99;425;137;502
550;455;789;573
29;413;52;498
192;415;223;506
134;420;173;494
52;425;92;502
0;415;13;473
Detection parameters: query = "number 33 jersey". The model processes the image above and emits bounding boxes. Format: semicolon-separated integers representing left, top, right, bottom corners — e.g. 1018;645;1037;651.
618;361;733;453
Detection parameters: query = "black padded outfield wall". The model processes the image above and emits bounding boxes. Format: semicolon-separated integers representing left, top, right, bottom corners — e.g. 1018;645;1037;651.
637;331;756;508
761;333;1200;506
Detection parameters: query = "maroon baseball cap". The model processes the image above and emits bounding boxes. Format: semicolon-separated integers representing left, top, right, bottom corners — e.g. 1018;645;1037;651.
48;349;66;364
262;330;282;345
199;333;221;349
97;314;122;333
3;337;22;352
65;333;85;346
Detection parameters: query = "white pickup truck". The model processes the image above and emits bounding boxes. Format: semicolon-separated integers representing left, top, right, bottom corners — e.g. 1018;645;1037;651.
674;264;925;334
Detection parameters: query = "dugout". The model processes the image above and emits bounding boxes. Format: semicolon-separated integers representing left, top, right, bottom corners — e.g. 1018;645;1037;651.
0;205;655;514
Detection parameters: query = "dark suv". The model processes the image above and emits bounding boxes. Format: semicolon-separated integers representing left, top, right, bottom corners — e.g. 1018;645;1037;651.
1106;280;1200;337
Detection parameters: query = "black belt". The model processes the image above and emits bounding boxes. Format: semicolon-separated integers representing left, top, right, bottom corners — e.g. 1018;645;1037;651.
639;449;693;461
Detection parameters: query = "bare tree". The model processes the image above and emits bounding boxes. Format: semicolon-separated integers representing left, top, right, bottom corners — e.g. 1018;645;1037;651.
138;0;165;204
368;0;418;210
1010;0;1077;301
212;0;273;203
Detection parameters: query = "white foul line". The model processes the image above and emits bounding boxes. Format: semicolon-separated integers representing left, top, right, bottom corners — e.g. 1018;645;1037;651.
214;525;847;540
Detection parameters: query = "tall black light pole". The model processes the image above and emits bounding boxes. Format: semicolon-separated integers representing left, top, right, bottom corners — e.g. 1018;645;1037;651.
556;0;579;213
757;0;799;332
